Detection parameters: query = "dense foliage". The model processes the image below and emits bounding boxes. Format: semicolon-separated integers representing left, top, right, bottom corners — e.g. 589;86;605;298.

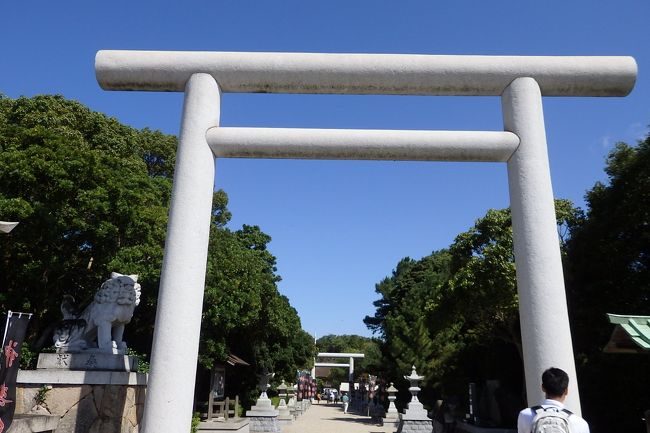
566;137;650;432
0;95;313;405
315;334;382;387
365;131;650;432
365;202;586;426
0;94;175;352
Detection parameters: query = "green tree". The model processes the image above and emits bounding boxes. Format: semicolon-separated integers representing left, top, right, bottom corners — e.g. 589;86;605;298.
200;194;315;404
0;94;175;352
364;251;453;387
315;334;382;385
566;135;650;432
366;200;580;415
0;95;314;408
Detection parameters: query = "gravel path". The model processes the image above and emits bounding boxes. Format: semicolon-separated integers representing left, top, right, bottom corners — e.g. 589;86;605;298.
280;403;394;433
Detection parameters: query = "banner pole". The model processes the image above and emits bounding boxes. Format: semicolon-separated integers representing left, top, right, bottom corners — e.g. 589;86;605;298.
2;311;11;347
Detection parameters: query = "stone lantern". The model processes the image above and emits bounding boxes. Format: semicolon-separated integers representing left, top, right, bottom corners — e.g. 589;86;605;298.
276;380;293;425
277;381;287;404
405;365;424;403
287;383;300;418
397;365;432;433
382;381;401;430
386;382;399;419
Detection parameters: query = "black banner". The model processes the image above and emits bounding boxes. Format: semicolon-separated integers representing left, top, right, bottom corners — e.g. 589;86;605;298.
0;311;32;433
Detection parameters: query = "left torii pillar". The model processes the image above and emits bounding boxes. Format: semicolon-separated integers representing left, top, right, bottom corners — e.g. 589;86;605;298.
141;74;221;433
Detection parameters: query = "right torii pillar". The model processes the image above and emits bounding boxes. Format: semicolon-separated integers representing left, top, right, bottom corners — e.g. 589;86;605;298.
502;77;580;411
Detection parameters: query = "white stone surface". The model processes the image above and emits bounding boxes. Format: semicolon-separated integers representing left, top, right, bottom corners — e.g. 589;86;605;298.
246;398;279;417
96;51;637;96
36;352;138;371
315;353;365;358
0;221;19;233
207;128;518;162
397;419;433;433
502;77;581;414
247;416;280;433
53;273;141;354
94;50;638;429
198;419;250;432
314;362;351;368
10;414;60;433
17;369;147;385
246;397;280;433
400;401;429;421
276;390;293;423
140;73;221;433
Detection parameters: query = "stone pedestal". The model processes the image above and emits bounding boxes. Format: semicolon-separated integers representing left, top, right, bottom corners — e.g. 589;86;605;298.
397;419;433;433
16;369;147;433
396;401;432;433
291;399;303;418
246;397;279;432
198;418;250;433
383;418;400;431
276;402;292;426
8;413;60;433
37;352;138;372
276;398;292;425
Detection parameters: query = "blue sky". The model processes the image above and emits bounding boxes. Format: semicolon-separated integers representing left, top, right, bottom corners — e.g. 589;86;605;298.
2;1;648;338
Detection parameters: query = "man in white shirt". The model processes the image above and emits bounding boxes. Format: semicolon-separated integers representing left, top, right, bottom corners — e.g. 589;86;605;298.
517;367;590;433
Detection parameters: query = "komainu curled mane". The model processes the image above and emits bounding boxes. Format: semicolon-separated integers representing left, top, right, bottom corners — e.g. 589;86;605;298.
54;272;141;354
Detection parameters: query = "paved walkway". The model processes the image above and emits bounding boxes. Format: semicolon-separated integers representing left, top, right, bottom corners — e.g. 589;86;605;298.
280;402;394;433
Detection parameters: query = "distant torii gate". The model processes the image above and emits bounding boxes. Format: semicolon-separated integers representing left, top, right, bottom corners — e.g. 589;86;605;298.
95;50;636;433
312;352;365;383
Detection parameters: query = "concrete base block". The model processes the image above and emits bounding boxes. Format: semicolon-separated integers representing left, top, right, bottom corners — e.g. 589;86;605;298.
198;419;250;432
246;416;279;432
276;411;292;424
7;414;60;433
383;418;400;431
37;353;138;372
397;419;433;433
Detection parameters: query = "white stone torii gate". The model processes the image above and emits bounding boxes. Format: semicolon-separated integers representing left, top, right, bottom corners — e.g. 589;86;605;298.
95;51;636;433
312;352;365;383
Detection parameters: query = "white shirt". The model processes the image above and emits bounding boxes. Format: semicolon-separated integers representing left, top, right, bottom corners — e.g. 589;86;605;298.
517;399;590;433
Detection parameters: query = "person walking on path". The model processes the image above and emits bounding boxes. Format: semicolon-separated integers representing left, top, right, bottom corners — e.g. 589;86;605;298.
342;392;350;414
517;367;589;433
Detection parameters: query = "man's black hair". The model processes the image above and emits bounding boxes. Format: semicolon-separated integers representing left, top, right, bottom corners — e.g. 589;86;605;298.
542;367;569;398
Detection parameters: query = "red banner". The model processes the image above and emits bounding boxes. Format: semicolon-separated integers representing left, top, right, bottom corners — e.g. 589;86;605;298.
0;311;32;433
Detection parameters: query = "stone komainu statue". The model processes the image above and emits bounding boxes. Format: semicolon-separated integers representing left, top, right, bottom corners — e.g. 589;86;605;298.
53;272;141;354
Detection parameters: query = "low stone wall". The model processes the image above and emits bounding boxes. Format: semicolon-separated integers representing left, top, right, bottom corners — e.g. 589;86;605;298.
15;370;147;433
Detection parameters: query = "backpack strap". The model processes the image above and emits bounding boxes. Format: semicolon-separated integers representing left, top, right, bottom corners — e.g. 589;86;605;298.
531;405;573;416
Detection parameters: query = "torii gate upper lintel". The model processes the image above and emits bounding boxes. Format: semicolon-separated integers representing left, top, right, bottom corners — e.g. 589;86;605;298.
95;50;637;433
